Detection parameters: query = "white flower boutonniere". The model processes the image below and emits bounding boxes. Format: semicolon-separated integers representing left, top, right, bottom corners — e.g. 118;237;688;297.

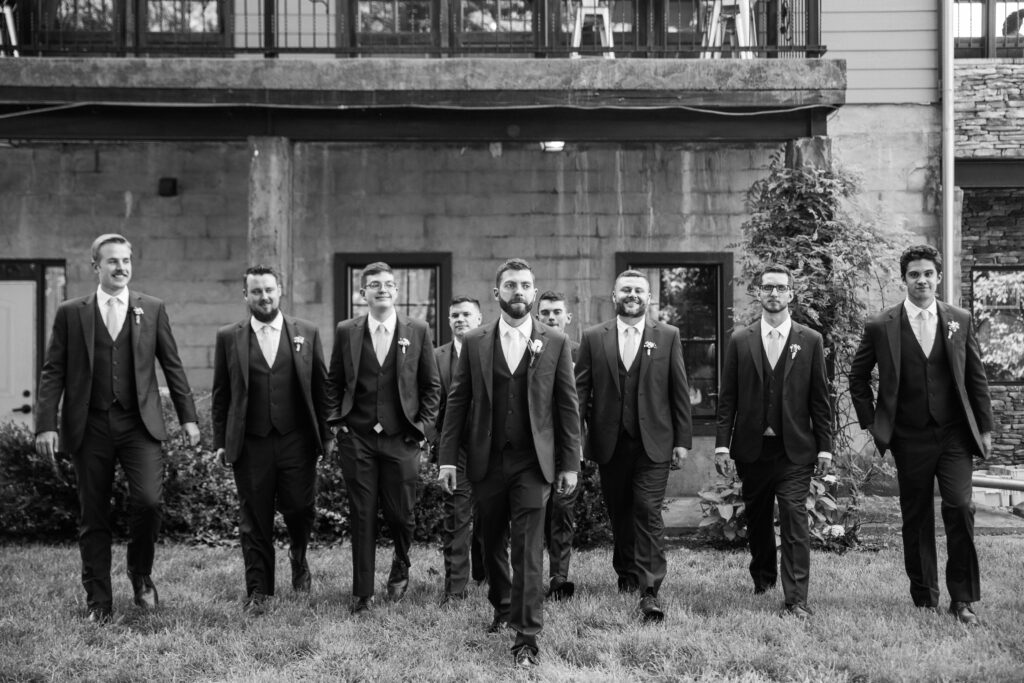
644;341;657;357
293;335;305;352
528;339;543;367
132;306;144;325
789;343;801;360
947;320;960;340
397;338;410;355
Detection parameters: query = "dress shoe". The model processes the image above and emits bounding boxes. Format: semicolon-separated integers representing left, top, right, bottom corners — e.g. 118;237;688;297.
439;591;467;608
754;582;776;595
949;601;980;626
244;592;269;616
639;593;665;624
512;645;540;668
386;578;409;603
546;577;576;601
129;573;159;610
617;576;639;594
780;602;814;619
87;606;112;624
350;596;373;615
290;551;311;593
486;615;509;634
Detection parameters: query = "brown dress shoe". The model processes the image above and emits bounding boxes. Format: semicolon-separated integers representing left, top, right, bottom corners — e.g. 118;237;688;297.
949;601;980;626
129;574;159;610
639;593;665;624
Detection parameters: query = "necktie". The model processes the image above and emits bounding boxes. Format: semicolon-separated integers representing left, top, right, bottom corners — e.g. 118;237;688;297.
504;329;523;370
106;298;122;339
917;310;934;356
766;329;782;369
621;326;639;368
374;324;389;365
258;324;275;367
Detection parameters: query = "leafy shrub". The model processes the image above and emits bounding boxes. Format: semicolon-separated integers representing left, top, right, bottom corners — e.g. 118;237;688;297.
0;421;78;540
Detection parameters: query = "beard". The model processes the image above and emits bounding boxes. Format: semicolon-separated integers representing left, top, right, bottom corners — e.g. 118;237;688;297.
499;296;533;320
249;302;279;323
615;297;647;318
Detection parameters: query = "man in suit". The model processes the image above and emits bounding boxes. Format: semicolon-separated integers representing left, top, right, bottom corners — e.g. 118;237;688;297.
211;265;330;614
35;233;200;623
575;269;691;623
327;262;441;614
438;258;581;668
850;244;992;625
536;290;579;601
435;295;485;606
715;264;832;619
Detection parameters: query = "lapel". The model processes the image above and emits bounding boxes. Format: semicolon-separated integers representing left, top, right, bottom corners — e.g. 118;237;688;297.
936;302;964;382
395;315;410;374
284;317;311;395
602;320;620;391
79;294;97;370
349;315;367;376
746;322;764;383
478;320;497;401
527;323;550;418
129;293;144;361
234;319;251;388
784;323;801;382
884;304;902;378
638;318;656;384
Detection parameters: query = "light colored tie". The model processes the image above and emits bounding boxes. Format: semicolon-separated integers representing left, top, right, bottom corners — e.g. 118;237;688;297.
504;329;524;370
374;324;389;365
917;310;934;356
106;298;122;339
766;329;782;369
258;325;276;367
621;326;639;368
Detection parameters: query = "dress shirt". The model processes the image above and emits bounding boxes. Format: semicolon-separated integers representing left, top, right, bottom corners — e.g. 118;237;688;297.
904;298;938;356
97;287;129;338
370;310;398;364
250;311;284;367
453;338;463;359
615;317;645;366
499;315;533;370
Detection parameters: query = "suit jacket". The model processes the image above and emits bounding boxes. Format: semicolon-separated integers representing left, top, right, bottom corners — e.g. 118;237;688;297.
849;301;992;456
438;320;581;484
327;313;440;441
716;320;832;464
575;318;692;465
211;316;330;465
434;341;458;438
35;291;198;454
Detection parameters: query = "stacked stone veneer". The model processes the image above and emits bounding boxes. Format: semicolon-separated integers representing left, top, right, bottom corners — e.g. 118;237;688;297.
956;60;1024;158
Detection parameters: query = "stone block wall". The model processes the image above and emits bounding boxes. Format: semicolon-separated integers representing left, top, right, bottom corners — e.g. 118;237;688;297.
956;60;1024;159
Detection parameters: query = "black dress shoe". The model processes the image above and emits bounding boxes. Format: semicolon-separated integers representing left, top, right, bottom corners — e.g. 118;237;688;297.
486;615;509;634
290;551;311;593
949;601;980;626
129;574;159;610
639;594;664;624
512;645;540;668
780;602;814;619
87;606;113;624
244;592;269;616
617;576;639;594
439;591;467;608
386;578;409;602
546;577;576;601
350;596;372;615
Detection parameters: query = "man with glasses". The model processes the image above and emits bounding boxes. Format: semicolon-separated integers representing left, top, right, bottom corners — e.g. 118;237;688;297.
715;264;832;619
327;262;441;614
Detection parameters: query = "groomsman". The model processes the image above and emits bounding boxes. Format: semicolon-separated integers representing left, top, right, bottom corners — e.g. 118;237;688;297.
212;265;330;613
435;295;485;605
850;244;992;625
328;262;441;614
715;264;832;619
438;258;581;668
536;290;579;600
575;269;691;623
35;233;200;623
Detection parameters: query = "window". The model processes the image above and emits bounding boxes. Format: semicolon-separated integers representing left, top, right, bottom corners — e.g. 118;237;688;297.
333;253;452;344
971;266;1024;383
617;252;731;430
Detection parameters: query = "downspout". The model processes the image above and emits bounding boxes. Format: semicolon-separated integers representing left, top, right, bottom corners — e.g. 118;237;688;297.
941;0;957;303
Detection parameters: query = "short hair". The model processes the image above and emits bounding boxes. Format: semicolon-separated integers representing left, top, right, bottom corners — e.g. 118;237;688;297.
91;234;132;263
449;295;481;310
243;264;282;289
361;261;393;288
614;269;650;287
758;264;793;287
494;258;533;289
538;290;567;304
900;244;942;278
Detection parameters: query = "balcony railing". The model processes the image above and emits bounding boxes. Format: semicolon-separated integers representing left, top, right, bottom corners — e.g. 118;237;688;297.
955;0;1024;57
3;0;823;57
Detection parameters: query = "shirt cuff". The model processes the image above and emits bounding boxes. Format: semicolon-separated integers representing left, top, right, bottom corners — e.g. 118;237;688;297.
714;447;730;455
817;452;832;459
439;465;456;472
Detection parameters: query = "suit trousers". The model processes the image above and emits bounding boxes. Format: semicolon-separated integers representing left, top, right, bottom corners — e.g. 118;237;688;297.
339;430;420;597
736;437;814;605
475;446;550;647
599;433;670;595
890;422;980;605
442;452;485;594
73;405;163;610
233;428;317;597
545;478;579;581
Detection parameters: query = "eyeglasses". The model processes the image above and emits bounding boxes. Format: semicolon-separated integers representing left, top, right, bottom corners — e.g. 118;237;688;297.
759;284;790;294
365;281;398;291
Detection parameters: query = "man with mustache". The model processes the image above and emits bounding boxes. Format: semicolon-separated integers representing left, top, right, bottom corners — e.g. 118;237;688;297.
438;258;581;668
327;262;441;614
435;295;486;606
35;233;200;623
850;244;992;625
212;265;330;614
575;269;691;623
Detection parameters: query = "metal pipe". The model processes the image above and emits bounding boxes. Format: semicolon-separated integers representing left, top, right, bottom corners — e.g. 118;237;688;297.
972;475;1024;492
941;0;957;304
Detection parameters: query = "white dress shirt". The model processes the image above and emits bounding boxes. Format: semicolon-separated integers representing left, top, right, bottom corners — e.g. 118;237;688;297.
97;287;129;337
904;298;938;356
453;338;463;359
615;317;644;366
499;315;533;370
370;310;398;364
250;311;284;367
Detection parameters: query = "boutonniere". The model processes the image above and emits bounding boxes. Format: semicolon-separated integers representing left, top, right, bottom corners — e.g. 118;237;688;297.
789;343;801;360
644;341;657;356
293;335;305;352
132;306;144;325
397;338;410;355
947;320;960;339
528;339;543;367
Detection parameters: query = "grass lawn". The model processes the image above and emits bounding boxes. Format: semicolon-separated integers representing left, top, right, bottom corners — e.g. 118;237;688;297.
1;535;1022;682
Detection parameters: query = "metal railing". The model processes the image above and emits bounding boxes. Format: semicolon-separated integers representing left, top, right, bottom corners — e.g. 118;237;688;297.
955;0;1024;57
5;0;823;58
